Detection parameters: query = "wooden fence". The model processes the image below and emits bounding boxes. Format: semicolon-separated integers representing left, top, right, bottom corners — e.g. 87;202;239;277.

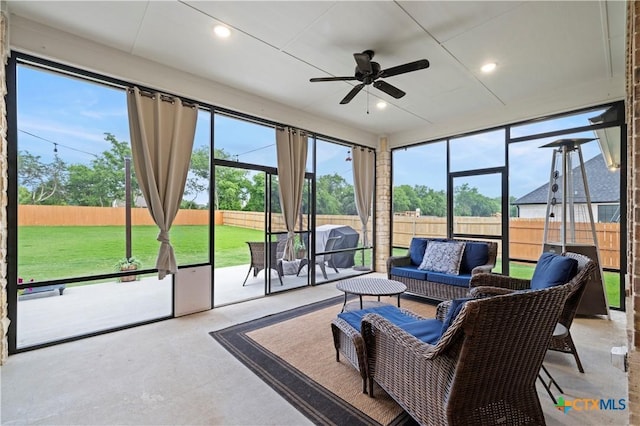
18;206;620;268
18;205;209;226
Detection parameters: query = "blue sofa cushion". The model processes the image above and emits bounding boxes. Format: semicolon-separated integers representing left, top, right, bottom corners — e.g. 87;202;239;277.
460;242;489;274
418;241;466;274
337;305;417;332
409;238;430;266
531;252;579;290
390;265;429;281
398;319;443;344
441;297;471;334
426;271;472;288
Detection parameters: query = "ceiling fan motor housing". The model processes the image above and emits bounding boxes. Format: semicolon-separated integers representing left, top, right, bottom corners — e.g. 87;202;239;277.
356;62;381;84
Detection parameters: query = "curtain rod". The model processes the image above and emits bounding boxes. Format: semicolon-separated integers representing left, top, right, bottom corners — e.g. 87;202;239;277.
128;87;197;109
276;126;308;136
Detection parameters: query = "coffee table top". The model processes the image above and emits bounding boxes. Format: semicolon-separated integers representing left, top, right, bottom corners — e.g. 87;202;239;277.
336;277;407;297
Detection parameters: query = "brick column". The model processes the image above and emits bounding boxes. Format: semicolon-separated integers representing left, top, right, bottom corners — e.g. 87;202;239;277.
375;136;391;272
0;5;9;364
627;1;639;423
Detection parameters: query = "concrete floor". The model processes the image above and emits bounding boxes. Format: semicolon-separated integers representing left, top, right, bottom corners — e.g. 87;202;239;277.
1;272;630;425
15;263;366;349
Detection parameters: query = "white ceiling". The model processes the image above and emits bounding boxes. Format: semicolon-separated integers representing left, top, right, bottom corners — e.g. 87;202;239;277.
6;1;626;146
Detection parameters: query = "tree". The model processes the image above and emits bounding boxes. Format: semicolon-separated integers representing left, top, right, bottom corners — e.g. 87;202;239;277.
393;185;417;213
454;183;500;217
316;173;355;215
243;173;266;212
184;146;210;205
213;148;250;210
414;185;446;217
18;151;67;204
65;133;139;206
66;164;103;206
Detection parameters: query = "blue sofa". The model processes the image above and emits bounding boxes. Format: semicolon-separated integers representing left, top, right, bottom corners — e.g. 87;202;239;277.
387;237;497;301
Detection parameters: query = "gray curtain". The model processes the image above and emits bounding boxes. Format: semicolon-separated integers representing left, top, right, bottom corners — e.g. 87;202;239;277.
127;87;198;279
352;147;375;246
276;127;308;260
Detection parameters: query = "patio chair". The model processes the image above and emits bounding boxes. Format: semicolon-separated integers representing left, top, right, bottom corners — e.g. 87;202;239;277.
242;241;283;286
470;252;595;371
361;282;571;425
297;235;341;280
469;251;596;403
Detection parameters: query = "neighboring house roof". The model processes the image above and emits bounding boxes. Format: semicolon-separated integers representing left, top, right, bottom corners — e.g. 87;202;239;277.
513;154;620;205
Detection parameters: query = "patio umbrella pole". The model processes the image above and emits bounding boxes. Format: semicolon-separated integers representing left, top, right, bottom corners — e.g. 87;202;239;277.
125;157;132;259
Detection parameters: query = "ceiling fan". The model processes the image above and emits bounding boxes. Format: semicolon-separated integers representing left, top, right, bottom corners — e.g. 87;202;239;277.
310;50;429;104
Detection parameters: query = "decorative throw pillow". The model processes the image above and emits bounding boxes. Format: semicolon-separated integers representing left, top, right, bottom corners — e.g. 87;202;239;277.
418;241;466;275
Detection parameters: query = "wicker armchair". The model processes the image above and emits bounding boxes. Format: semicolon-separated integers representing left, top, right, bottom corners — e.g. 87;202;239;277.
469;251;596;373
242;241;283;286
362;283;571;425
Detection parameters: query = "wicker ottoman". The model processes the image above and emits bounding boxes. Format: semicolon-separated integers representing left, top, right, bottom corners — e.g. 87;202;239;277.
330;305;427;394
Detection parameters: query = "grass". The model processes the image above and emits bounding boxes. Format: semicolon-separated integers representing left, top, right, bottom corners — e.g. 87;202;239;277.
18;226;622;308
213;226;263;268
17;225;261;281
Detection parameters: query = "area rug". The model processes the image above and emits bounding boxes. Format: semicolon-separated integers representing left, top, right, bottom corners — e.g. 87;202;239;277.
210;295;436;426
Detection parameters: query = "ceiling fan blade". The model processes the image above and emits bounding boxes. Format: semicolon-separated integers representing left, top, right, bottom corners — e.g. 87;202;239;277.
340;84;365;104
380;59;430;78
353;52;373;74
310;76;358;82
373;80;405;99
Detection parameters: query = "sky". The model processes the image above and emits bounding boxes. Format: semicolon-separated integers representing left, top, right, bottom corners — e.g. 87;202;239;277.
392;112;608;199
17;63;614;203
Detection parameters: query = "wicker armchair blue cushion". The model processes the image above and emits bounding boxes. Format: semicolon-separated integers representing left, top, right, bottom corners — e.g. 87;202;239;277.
361;283;573;425
531;252;579;289
337;305;417;331
337;300;471;348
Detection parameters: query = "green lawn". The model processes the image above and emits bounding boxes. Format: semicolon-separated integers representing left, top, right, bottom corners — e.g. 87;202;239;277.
18;226;622;308
18;225;262;281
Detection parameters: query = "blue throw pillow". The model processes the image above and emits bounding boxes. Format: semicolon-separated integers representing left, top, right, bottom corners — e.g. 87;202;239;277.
530;253;579;290
409;238;429;266
441;297;471;335
460;242;489;274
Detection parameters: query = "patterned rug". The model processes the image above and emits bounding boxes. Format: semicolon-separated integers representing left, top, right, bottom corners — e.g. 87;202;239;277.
210;295;436;426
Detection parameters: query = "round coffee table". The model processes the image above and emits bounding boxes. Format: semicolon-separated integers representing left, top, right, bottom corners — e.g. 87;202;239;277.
336;277;407;312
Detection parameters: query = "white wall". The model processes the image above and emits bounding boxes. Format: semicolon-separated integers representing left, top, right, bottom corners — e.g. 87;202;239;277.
517;203;611;222
8;15;379;148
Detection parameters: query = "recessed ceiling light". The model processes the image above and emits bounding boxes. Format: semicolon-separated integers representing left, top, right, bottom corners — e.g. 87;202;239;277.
376;101;387;110
481;62;497;73
214;25;231;38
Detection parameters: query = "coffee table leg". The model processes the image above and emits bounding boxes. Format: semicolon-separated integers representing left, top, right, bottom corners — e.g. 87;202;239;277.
359;295;363;310
397;294;401;307
341;292;347;312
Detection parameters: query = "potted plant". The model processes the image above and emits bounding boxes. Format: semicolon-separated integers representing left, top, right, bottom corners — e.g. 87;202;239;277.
114;257;142;282
294;240;306;259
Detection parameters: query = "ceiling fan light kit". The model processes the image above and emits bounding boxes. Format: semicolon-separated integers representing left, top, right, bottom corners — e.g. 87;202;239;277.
310;50;429;105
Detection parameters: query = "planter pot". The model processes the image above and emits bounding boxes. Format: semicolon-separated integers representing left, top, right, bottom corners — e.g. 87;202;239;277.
119;265;138;282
